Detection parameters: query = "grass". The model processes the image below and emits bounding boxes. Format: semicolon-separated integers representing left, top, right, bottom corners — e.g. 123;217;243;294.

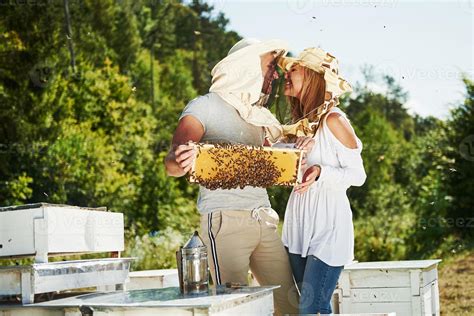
438;250;474;315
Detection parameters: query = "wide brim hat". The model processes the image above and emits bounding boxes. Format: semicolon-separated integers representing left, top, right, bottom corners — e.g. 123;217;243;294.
278;47;352;102
277;47;353;138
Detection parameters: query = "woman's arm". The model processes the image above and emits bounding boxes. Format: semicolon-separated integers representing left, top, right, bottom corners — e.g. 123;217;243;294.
317;113;366;187
318;154;366;187
295;113;366;193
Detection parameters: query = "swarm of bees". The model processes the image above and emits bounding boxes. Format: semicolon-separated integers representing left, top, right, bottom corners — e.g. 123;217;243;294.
190;143;301;190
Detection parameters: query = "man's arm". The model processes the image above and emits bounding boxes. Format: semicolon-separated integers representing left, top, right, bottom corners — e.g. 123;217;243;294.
165;115;205;177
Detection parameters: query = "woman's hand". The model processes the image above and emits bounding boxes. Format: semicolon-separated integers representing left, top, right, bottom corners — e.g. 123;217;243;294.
295;165;321;194
295;136;315;152
295;137;315;171
300;156;308;171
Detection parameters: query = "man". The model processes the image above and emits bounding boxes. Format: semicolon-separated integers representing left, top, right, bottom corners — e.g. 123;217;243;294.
165;38;298;315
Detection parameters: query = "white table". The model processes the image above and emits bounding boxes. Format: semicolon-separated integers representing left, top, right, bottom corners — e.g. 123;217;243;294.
0;286;278;316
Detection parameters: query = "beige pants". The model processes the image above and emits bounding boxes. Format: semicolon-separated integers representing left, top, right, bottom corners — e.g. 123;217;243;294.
200;209;299;315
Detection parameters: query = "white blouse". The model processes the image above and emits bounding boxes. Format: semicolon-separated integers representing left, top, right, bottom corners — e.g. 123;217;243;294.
281;107;367;267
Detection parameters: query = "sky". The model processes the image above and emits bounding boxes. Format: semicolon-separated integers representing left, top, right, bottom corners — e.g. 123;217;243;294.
207;0;473;119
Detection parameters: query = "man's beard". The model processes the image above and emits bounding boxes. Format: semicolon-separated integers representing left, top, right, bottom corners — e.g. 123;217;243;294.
256;69;277;108
261;70;275;95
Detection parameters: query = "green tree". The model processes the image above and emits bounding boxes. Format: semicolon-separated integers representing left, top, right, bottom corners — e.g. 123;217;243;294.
446;78;474;237
0;0;237;242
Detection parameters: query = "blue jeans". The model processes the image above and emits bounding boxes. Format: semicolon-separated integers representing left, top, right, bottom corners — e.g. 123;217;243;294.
287;250;343;314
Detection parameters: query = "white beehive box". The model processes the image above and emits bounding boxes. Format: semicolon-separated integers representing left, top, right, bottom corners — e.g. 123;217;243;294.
0;203;124;263
0;258;132;304
335;260;441;315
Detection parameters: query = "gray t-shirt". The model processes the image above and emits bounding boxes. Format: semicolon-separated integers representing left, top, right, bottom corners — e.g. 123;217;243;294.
179;92;271;214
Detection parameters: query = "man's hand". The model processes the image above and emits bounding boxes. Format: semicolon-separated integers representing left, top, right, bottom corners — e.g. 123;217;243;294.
165;115;204;177
294;165;321;194
174;143;197;174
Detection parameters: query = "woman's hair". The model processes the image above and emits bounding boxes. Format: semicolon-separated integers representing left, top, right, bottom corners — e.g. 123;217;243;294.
288;66;326;126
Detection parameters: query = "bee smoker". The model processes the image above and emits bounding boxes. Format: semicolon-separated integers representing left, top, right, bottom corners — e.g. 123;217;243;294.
176;231;209;295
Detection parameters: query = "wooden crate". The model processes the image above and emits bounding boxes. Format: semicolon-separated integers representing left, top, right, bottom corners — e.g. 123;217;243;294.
0;203;124;263
127;269;179;290
335;260;441;315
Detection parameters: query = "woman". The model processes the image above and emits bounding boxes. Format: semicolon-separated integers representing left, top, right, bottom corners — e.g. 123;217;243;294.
278;48;367;314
